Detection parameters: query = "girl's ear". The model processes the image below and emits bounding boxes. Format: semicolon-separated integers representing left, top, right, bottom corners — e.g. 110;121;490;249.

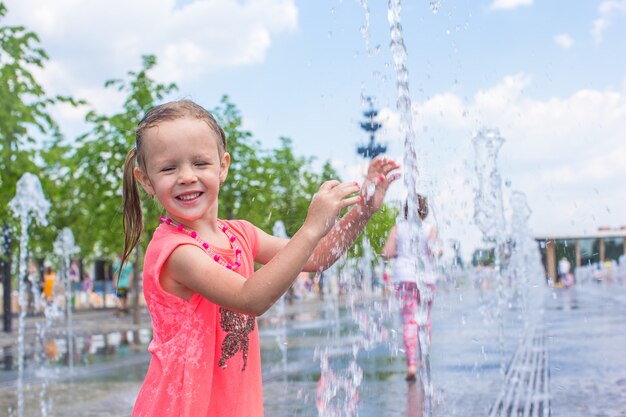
219;152;231;185
134;167;155;196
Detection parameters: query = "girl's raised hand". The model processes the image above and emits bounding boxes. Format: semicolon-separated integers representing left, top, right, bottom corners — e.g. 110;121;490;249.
304;180;361;239
360;157;401;214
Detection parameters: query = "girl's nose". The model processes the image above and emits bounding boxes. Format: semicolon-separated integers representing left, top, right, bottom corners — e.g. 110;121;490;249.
178;165;198;184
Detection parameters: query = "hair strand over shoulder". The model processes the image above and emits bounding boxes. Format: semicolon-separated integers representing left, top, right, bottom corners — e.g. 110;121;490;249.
120;147;143;276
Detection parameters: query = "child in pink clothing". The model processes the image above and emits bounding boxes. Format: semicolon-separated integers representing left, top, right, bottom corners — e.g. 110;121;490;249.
120;99;400;417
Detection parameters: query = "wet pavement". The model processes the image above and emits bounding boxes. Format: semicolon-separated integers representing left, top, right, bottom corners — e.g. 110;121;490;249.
1;282;625;417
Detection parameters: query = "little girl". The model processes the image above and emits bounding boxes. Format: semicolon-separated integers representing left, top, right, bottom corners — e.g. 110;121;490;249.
382;196;442;381
122;99;399;417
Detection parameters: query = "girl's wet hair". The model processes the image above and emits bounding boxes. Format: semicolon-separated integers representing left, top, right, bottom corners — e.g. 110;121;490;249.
403;194;429;221
120;99;227;273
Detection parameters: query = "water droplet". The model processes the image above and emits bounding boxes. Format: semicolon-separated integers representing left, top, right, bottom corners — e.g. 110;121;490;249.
430;0;441;14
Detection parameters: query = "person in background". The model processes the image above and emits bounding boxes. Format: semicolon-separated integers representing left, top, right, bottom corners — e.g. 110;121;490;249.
42;266;56;305
382;195;442;382
113;254;134;316
558;257;572;288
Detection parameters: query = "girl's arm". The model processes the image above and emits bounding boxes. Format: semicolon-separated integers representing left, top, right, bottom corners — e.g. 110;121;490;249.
427;225;443;258
303;157;400;271
162;180;360;316
381;226;398;260
253;157;400;271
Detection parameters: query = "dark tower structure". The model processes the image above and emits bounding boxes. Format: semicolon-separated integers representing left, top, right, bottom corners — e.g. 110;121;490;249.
357;96;387;159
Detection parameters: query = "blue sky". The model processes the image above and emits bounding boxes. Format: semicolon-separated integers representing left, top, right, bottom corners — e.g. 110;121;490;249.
5;0;626;259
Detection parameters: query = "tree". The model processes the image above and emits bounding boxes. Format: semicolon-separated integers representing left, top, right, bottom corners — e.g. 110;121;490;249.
0;1;72;330
65;55;177;258
0;3;83;262
0;2;60;220
213;96;262;222
213;97;342;237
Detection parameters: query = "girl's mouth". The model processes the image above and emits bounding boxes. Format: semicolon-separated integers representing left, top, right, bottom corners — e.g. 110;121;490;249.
177;192;202;201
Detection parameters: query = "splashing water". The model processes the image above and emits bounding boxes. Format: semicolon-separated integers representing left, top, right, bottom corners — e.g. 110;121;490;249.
360;236;373;294
387;0;421;221
53;228;80;371
358;0;372;55
508;192;545;326
315;346;362;417
472;128;508;377
9;173;50;417
473;128;506;245
387;1;434;415
315;251;394;416
272;221;289;377
429;0;442;14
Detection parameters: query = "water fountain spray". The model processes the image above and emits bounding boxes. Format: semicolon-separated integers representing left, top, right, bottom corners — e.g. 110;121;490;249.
387;1;434;415
53;228;80;371
472;127;508;376
509;191;545;326
8;173;50;417
272;221;289;375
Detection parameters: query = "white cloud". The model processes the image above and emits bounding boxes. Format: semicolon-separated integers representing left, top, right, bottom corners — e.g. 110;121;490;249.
591;0;626;43
488;0;533;11
4;0;298;89
553;33;574;49
3;0;298;143
377;74;626;252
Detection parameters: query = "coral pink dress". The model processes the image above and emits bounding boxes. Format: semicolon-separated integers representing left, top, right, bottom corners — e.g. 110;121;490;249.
132;220;263;417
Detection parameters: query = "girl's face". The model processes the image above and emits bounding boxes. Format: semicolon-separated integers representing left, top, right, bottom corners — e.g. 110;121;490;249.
134;117;230;227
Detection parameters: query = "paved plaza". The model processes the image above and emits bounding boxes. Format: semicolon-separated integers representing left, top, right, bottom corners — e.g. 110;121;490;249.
1;282;625;417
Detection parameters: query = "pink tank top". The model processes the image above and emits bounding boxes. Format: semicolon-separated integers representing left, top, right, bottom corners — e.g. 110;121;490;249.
132;219;263;417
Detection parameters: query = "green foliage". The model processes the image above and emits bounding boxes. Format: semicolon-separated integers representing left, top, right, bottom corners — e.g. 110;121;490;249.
363;201;398;257
214;98;341;237
0;0;396;265
214;95;396;257
64;55;177;258
0;2;84;264
0;2;55;219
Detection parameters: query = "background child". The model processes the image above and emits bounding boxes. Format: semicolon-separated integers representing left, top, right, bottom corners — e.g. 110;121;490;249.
42;266;55;305
113;253;133;316
121;99;399;417
382;196;442;381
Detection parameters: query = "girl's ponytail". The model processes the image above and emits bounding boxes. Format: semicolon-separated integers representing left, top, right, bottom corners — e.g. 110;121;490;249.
121;147;143;273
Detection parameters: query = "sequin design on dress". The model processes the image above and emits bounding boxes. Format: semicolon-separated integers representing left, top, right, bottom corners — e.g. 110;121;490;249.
218;307;255;371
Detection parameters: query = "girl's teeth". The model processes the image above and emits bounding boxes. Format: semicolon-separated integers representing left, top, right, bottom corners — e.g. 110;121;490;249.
179;193;199;201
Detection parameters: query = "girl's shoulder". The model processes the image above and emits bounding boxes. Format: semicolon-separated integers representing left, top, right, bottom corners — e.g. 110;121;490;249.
146;224;199;256
220;218;260;258
221;219;257;238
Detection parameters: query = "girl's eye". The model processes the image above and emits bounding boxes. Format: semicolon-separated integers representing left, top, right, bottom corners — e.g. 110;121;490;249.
195;162;209;167
161;167;175;172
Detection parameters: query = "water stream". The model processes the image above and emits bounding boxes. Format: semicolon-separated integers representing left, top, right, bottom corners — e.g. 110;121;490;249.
386;1;434;415
8;173;50;417
472;128;508;377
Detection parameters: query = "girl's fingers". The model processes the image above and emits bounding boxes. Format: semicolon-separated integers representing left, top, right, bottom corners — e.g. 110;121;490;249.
340;195;362;208
387;172;401;183
319;179;341;191
330;181;360;197
378;171;401;185
383;164;400;176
